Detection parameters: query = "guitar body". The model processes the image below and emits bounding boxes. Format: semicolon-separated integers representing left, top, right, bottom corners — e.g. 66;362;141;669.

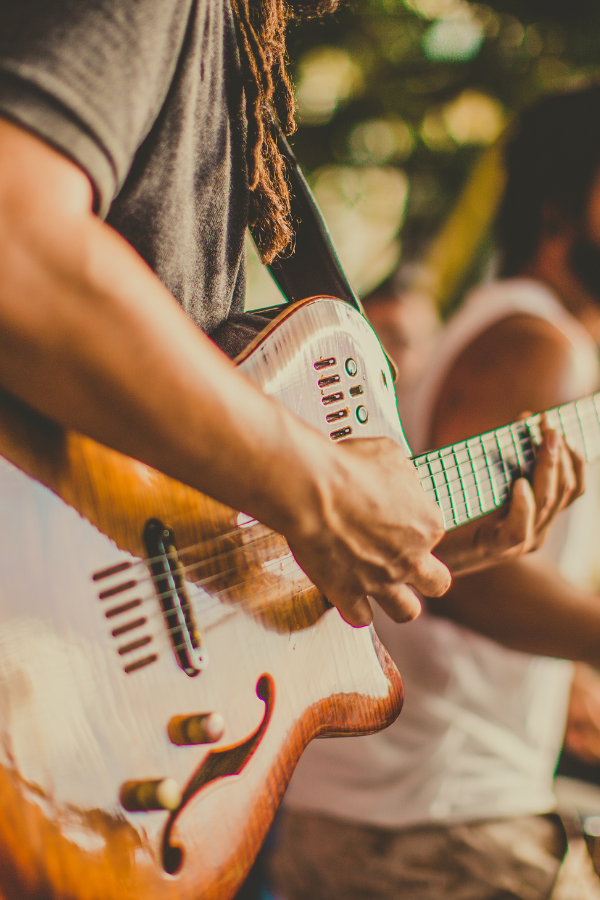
0;298;406;900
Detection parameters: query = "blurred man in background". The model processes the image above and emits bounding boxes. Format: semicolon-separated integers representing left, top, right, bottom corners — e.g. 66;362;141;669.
266;86;600;900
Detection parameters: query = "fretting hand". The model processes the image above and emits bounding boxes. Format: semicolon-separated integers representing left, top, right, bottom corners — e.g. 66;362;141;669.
437;419;584;575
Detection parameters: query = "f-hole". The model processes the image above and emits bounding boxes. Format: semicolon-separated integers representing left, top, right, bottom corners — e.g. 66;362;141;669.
161;674;275;875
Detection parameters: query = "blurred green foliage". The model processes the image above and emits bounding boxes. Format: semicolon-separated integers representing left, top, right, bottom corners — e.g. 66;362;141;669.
285;0;600;267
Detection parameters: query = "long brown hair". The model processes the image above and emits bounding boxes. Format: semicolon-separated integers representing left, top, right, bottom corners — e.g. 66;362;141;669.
230;0;339;264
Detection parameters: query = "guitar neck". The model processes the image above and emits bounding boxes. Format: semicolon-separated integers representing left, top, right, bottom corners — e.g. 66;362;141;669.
412;392;600;531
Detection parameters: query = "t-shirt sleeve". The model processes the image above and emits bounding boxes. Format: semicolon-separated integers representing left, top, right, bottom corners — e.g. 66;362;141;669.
0;1;193;217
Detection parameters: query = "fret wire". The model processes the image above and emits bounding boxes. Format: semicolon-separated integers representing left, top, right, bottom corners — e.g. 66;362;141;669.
558;403;574;448
593;395;600;432
587;405;600;460
440;450;457;527
556;404;567;440
589;403;600;462
417;440;493;493
494;429;512;502
527;415;542;446
413;392;600;531
576;399;600;462
427;456;451;529
466;441;484;517
456;447;475;520
467;450;487;513
449;452;463;526
416;448;490;527
570;403;588;456
481;434;500;507
517;421;535;476
439;456;481;489
509;422;525;474
545;408;561;431
574;400;590;461
584;397;600;427
469;437;490;516
570;402;586;447
448;448;469;526
489;432;507;507
555;403;598;458
446;447;471;524
558;404;583;459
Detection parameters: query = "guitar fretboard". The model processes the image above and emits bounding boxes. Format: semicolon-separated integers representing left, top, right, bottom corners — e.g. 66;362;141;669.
412;392;600;531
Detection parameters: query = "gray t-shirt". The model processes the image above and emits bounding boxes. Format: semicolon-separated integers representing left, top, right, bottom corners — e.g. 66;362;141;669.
0;0;248;333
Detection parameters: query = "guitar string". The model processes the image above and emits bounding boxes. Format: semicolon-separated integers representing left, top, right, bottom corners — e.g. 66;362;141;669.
102;532;314;612
123;579;320;666
415;447;534;497
130;399;600;577
99;405;600;645
414;403;600;473
101;469;494;615
96;400;600;605
103;557;319;642
108;517;276;577
99;460;531;643
415;403;600;502
95;410;545;577
101;428;573;614
112;432;527;584
97;426;569;605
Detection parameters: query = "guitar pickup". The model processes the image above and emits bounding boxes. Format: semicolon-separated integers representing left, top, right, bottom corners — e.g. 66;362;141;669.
322;391;344;405
144;519;205;678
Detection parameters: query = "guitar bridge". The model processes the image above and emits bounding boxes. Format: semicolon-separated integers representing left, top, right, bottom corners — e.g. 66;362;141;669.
144;519;205;677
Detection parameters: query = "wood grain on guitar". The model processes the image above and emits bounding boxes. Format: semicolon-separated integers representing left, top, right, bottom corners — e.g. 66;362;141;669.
0;298;405;900
2;296;600;899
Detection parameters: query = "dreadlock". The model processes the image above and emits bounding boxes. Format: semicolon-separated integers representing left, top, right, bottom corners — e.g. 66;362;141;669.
230;0;295;264
230;0;340;264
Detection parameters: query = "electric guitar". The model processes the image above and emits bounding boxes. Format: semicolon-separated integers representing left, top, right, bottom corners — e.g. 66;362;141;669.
0;296;597;900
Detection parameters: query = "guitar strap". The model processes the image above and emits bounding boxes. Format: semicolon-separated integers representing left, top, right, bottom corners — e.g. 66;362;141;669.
257;124;363;315
216;125;392;366
213;125;363;360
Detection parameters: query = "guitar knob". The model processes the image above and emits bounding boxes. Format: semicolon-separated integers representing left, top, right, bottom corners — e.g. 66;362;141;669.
168;712;225;746
120;777;181;812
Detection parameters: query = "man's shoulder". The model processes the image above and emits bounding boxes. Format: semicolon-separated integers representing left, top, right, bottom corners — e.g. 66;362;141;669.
431;286;576;445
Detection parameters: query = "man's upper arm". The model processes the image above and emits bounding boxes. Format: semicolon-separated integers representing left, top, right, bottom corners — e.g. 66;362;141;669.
0;117;92;222
0;0;192;216
430;313;575;450
427;311;580;640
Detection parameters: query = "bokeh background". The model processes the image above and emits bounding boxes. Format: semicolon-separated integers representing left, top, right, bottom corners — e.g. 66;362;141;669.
246;0;600;315
240;6;600;897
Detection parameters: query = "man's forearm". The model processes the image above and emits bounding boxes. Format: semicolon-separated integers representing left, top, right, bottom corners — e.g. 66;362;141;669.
0;117;451;626
0;151;331;538
428;553;600;666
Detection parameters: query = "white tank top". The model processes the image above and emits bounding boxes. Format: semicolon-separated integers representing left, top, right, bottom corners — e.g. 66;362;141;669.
283;279;600;828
